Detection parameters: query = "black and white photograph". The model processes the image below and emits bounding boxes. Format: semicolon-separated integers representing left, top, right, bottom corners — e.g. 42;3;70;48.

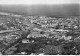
0;0;80;55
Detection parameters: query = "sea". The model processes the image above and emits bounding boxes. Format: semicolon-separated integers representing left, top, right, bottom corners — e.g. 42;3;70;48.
0;4;80;18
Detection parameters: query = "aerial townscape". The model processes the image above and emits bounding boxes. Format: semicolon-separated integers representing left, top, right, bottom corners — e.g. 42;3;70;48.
0;12;80;55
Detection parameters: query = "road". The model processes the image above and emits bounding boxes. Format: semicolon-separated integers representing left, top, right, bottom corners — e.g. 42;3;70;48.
0;29;20;34
1;30;30;54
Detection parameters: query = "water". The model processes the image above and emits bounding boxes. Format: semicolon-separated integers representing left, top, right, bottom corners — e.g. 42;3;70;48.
0;4;80;17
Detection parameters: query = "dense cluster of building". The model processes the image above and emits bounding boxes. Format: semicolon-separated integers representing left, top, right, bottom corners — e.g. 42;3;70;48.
0;12;80;55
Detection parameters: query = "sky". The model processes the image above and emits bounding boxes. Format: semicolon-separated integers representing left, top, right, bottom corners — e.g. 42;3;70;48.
0;0;79;5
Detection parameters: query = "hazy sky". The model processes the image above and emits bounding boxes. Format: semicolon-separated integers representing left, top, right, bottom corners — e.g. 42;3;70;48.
0;0;79;5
